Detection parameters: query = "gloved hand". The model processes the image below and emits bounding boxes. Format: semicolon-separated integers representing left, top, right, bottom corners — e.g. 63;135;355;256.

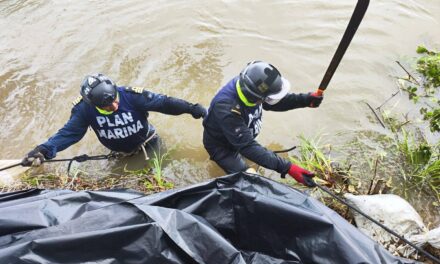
288;164;316;187
22;146;46;167
307;92;323;108
190;103;207;119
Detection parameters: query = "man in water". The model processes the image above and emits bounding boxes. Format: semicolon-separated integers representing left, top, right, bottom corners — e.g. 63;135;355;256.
22;73;207;165
203;61;323;186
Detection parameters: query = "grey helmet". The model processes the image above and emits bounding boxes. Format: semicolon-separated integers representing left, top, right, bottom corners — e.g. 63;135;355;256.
80;73;117;107
239;61;290;104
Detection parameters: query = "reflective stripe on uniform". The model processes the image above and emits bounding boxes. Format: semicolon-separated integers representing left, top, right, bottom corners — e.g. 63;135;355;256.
236;80;256;107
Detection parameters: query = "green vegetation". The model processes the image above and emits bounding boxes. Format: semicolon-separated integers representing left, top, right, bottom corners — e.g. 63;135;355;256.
285;135;358;219
394;128;439;198
287;135;353;190
370;108;438;201
144;150;174;191
394;45;440;199
1;150;175;194
400;45;440;132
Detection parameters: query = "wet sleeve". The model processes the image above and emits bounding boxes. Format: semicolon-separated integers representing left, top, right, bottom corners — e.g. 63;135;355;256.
263;93;310;111
133;90;194;115
39;106;89;159
214;102;291;174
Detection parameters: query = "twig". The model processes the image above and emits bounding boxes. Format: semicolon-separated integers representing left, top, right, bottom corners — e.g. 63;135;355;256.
65;171;79;189
364;102;386;128
376;89;400;111
396;120;410;130
396;61;420;85
367;157;380;195
389;76;419;85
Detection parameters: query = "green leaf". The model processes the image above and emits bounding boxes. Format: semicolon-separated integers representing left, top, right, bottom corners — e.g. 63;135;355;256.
416;45;428;54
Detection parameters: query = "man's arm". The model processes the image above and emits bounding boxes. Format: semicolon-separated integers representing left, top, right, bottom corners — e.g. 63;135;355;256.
263;92;322;111
38;105;89;159
214;101;290;174
131;89;206;118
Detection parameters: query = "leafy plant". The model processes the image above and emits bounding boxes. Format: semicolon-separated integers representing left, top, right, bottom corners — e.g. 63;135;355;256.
416;46;440;88
400;46;440;132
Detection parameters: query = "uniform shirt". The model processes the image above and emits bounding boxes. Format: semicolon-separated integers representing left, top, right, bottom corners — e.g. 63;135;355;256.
203;77;310;174
40;86;194;158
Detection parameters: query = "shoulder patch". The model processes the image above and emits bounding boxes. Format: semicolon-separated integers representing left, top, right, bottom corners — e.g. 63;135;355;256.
231;104;241;115
72;96;83;106
126;86;144;94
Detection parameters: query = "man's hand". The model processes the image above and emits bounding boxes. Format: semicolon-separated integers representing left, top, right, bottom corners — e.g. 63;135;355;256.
190;103;207;119
308;92;323;108
22;146;46;167
288;164;316;187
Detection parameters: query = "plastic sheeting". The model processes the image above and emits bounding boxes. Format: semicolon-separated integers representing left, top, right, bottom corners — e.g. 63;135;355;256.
0;173;418;264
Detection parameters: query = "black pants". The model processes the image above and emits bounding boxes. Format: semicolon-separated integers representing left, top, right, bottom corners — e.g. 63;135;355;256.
143;134;166;159
111;133;166;159
204;143;248;174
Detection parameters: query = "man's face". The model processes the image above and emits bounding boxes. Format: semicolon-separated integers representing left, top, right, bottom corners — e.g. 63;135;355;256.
100;99;119;112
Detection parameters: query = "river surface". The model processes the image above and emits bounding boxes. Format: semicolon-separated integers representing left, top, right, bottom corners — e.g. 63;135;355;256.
0;0;439;219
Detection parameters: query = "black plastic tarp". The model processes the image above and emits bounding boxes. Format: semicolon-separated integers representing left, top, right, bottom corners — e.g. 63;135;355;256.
0;173;418;264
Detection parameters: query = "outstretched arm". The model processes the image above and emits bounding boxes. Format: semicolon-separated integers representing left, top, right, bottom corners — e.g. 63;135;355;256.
30;105;89;160
263;92;322;111
131;89;207;118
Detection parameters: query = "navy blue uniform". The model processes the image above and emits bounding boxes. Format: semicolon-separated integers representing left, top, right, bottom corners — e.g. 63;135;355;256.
39;86;195;159
203;77;310;174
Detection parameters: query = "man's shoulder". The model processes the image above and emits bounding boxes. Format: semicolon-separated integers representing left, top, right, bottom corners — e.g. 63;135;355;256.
71;96;83;107
71;96;91;114
119;86;157;102
121;86;146;94
212;98;242;117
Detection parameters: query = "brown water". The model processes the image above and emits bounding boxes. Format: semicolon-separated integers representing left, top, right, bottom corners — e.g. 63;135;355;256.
0;1;439;190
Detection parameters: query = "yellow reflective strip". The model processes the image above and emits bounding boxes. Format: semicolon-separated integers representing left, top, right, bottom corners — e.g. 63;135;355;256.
236;80;256;107
96;107;113;115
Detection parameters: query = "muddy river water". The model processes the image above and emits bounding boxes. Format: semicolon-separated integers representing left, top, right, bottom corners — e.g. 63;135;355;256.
0;1;439;223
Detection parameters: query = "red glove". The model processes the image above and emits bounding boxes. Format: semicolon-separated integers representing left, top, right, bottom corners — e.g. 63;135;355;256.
308;92;323;108
288;164;316;187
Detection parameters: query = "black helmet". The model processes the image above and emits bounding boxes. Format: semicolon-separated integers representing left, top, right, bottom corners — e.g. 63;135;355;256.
80;73;117;107
239;61;290;104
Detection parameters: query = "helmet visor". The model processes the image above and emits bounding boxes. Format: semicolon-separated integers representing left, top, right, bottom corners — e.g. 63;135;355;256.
98;92;117;107
265;77;291;105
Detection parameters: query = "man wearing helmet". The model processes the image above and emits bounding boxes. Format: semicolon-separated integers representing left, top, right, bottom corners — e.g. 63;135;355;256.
203;61;323;187
22;73;207;165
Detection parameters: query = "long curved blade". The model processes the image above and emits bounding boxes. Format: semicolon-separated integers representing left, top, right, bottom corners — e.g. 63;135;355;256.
317;0;369;95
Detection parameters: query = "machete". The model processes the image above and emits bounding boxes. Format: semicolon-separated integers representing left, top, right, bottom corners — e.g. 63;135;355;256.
316;0;369;96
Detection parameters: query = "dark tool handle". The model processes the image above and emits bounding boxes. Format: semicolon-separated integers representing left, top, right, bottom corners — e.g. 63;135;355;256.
317;0;369;95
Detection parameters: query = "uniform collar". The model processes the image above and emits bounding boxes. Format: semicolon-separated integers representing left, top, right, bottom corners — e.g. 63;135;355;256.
236;79;256;107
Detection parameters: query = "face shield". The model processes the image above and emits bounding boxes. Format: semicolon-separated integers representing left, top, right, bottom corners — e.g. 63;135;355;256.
264;77;291;105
